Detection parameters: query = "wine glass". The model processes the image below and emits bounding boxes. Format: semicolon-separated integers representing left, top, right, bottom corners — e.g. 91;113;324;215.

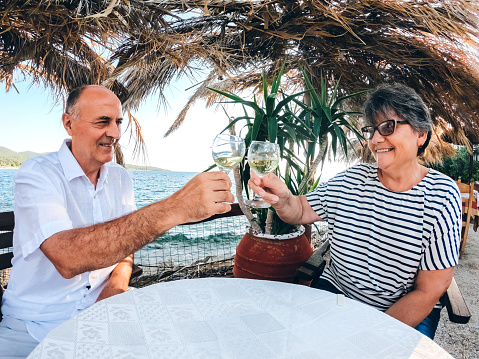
246;141;280;208
211;134;246;174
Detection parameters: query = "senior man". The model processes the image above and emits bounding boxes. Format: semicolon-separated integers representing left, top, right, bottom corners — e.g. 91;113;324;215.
0;85;233;358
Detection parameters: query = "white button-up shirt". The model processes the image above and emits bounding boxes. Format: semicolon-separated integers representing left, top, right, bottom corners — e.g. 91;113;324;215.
2;139;136;341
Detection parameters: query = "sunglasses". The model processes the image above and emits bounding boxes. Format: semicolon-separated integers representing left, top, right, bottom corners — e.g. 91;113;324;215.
361;119;409;140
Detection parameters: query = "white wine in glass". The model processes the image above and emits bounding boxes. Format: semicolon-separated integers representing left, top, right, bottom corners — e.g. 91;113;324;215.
211;134;246;174
248;159;279;175
246;141;280;208
214;156;244;172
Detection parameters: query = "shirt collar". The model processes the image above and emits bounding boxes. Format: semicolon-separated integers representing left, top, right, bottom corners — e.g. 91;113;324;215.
97;163;109;189
58;139;108;183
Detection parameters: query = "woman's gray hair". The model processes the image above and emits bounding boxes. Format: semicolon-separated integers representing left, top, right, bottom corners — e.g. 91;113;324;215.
363;83;432;156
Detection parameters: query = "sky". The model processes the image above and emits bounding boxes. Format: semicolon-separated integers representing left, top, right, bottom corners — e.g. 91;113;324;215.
0;75;347;179
0;75;230;172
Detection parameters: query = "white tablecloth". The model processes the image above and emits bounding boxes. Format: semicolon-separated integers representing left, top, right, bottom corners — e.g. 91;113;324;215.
28;278;452;359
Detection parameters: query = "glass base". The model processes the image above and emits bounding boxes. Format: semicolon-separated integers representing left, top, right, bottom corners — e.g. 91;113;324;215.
245;198;271;208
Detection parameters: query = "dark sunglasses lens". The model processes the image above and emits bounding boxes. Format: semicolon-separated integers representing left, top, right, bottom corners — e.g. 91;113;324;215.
378;120;395;136
361;127;374;139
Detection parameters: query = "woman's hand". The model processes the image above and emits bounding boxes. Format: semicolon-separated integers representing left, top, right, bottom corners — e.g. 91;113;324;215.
249;171;323;224
248;172;290;208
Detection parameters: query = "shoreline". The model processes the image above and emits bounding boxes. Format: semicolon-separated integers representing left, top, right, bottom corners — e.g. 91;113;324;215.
0;166;18;169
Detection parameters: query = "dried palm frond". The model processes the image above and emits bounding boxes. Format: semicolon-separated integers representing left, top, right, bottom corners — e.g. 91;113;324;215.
2;0;479;163
159;1;479;154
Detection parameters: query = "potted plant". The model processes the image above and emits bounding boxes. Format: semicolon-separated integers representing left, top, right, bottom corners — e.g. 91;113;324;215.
209;65;365;281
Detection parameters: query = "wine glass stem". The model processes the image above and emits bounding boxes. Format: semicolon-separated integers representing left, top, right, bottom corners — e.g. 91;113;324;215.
252;193;263;201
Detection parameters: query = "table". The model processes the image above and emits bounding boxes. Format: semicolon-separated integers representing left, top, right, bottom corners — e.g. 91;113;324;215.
28;278;452;359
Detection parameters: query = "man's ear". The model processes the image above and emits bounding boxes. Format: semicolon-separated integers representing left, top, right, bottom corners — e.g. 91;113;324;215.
62;113;73;136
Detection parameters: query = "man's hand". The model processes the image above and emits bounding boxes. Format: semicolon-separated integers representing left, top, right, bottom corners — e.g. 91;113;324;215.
165;171;234;224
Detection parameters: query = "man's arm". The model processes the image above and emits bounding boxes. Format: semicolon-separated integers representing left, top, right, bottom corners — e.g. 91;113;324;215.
385;267;455;327
96;254;133;302
248;172;322;224
40;172;234;279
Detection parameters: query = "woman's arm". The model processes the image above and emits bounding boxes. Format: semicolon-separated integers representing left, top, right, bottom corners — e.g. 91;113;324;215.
96;254;134;302
248;172;322;224
385;267;454;327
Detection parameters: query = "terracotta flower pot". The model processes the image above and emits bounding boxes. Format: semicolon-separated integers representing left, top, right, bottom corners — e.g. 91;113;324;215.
233;226;313;282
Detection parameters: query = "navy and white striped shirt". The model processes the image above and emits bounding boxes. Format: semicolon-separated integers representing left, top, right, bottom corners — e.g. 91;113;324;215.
306;163;461;311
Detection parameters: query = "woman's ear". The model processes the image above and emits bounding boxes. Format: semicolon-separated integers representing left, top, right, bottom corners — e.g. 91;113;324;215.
417;130;432;156
417;131;428;148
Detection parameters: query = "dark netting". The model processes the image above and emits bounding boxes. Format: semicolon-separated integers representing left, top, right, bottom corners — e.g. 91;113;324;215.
0;212;328;290
129;217;328;288
129;214;250;287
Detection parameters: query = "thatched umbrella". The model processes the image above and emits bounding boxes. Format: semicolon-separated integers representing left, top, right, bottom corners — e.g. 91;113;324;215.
0;0;226;159
2;1;479;163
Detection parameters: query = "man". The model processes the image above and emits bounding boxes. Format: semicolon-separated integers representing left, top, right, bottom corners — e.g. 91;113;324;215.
0;85;233;357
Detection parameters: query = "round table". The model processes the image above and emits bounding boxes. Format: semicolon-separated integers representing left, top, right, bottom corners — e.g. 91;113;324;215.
28;277;452;359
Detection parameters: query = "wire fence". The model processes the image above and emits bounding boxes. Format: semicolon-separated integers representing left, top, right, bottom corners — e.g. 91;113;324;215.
1;216;328;289
130;214;250;287
130;216;328;288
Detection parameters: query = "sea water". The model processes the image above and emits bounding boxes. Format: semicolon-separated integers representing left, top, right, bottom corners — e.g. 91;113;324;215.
0;169;15;212
0;169;199;212
0;169;248;268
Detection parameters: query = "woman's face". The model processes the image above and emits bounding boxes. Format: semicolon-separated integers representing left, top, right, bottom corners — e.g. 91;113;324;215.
368;111;427;173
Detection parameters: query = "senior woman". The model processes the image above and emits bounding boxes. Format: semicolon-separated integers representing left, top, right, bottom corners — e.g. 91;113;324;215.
249;83;461;339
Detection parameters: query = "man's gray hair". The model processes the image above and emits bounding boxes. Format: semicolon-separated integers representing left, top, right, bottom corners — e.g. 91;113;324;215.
65;85;89;118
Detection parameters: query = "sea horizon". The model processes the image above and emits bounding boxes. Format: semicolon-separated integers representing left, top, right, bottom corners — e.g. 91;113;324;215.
0;168;202;212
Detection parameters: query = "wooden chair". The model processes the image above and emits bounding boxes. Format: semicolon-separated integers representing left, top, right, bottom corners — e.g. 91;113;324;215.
455;178;475;254
0;211;142;321
294;243;471;324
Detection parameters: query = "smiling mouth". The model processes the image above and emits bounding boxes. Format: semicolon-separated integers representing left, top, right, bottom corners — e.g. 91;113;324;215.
99;141;116;148
376;148;393;153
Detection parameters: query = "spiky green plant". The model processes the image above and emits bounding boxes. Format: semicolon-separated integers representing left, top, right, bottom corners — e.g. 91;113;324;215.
209;67;366;235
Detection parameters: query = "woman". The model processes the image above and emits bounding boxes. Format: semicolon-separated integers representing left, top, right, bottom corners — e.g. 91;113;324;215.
249;83;461;339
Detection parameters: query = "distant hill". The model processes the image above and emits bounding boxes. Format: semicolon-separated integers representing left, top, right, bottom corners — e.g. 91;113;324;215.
0;146;48;167
0;146;168;171
125;164;169;171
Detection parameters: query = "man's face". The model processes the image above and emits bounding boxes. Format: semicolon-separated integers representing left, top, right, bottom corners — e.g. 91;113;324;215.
63;86;123;175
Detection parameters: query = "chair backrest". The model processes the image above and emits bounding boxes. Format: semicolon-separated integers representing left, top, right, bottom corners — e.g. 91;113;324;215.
0;211;14;321
0;211;14;271
455;178;475;254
